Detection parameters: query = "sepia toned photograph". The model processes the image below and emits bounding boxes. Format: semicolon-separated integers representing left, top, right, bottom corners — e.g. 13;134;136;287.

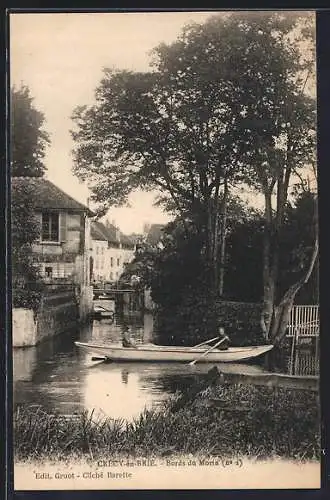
10;10;320;490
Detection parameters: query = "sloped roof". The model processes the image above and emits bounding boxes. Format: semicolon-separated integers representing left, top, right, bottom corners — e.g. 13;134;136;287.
95;221;117;242
91;220;134;247
11;177;93;215
91;221;108;241
146;224;165;246
119;232;134;246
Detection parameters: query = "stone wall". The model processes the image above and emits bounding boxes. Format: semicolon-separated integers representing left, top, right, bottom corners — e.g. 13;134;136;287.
12;308;38;347
78;285;94;321
13;287;79;347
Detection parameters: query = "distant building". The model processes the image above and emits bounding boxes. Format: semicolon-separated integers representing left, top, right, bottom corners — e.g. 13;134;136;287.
11;177;93;286
128;233;145;245
91;219;135;282
145;223;166;248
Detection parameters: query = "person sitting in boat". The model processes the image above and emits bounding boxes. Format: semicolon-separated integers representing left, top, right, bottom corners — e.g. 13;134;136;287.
122;325;136;348
218;327;230;350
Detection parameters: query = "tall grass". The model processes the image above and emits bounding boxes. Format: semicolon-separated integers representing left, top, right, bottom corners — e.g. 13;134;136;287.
14;383;320;462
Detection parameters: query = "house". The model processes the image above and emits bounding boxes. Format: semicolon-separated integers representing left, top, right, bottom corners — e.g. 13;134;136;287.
11;177;93;286
91;219;135;283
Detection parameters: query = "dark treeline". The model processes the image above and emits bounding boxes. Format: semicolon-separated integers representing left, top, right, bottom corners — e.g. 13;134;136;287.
122;189;318;345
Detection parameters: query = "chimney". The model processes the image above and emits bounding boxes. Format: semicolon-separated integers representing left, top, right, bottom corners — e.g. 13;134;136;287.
116;228;121;242
105;219;110;228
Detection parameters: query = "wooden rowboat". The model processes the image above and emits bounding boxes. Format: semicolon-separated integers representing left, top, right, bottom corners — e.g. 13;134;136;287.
74;341;273;363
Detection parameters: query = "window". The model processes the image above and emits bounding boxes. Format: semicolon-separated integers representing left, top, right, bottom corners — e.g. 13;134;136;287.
96;247;99;255
110;272;113;280
101;247;104;255
45;266;53;278
42;212;59;242
110;257;113;267
117;258;120;266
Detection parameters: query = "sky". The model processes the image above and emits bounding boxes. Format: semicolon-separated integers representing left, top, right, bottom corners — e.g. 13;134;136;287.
10;11;219;234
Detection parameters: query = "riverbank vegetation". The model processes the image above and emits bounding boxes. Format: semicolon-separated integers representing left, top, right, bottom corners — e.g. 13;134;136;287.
14;382;320;463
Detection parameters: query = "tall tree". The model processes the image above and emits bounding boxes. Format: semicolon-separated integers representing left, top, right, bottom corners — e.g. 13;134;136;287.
231;14;317;341
10;84;49;307
71;12;316;341
11;85;50;177
11;180;43;309
70;13;262;299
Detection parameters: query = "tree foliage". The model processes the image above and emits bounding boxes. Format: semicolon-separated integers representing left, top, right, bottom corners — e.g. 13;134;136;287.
123;189;317;343
10;84;49;308
71;12;317;342
225;190;318;306
11;85;50;177
11;182;43;310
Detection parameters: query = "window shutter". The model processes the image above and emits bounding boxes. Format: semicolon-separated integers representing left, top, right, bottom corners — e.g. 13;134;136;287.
59;212;67;242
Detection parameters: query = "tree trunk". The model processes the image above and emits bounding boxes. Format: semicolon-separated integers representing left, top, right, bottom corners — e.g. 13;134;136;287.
270;236;319;344
205;199;215;291
218;178;229;296
269;300;293;345
269;191;319;344
212;196;220;295
260;192;275;340
198;196;220;338
261;275;275;340
205;194;221;296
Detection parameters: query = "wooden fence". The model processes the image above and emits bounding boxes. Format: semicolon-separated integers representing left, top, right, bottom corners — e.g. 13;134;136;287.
287;305;319;337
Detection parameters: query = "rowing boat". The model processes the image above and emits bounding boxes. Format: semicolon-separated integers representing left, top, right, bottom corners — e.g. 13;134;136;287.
74;341;273;363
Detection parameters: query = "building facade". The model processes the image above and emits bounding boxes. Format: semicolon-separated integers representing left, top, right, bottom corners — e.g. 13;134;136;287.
91;220;135;283
12;177;93;286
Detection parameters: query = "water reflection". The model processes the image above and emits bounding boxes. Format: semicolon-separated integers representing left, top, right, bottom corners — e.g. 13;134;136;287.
13;314;319;421
79;358;267;420
13;326;85;415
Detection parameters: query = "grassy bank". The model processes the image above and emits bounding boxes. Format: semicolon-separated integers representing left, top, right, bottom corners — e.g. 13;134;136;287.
14;382;320;462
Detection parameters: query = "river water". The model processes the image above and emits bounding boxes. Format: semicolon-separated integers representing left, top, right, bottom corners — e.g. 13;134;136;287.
13;311;319;421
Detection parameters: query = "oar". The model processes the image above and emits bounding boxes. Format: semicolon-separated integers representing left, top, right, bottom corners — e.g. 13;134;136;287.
193;337;219;349
189;336;229;366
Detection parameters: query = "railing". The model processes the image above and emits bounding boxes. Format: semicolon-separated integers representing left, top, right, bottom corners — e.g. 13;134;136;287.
290;348;320;377
287;305;319;337
94;288;136;294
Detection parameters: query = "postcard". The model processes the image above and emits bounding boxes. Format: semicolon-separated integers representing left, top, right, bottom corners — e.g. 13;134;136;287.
9;9;320;491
